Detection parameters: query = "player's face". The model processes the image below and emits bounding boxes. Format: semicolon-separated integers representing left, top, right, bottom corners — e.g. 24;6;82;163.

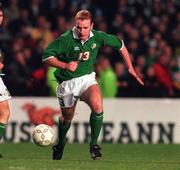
75;19;93;41
0;10;3;26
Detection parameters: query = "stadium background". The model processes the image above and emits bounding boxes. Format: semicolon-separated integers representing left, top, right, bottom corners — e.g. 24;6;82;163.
0;1;180;169
0;0;179;98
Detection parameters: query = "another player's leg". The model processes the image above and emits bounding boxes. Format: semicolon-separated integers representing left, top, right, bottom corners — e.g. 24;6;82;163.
0;100;11;158
81;84;103;160
0;100;10;140
0;79;11;142
52;106;75;160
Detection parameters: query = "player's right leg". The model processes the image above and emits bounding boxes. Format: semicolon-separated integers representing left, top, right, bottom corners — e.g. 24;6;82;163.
52;106;76;160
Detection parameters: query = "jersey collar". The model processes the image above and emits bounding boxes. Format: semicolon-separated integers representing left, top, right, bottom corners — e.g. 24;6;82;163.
72;27;94;44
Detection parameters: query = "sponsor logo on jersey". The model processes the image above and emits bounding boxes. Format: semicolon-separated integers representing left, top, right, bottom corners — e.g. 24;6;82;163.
58;86;65;94
91;43;96;49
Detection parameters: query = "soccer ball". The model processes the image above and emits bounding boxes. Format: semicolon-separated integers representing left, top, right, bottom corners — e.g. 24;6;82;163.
32;124;56;147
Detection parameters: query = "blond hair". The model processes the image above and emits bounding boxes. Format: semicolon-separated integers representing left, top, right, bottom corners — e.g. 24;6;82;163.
75;10;92;22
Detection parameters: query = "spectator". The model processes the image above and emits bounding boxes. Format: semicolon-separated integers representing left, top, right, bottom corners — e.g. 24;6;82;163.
144;66;161;97
47;67;57;96
153;54;175;97
4;50;32;96
0;0;179;97
98;55;118;98
30;15;54;47
114;62;129;97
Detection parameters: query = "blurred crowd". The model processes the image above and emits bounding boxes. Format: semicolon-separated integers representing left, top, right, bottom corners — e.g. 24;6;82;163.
0;0;179;98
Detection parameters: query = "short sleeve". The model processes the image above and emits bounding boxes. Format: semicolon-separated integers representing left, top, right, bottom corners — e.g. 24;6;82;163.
42;38;65;61
98;31;123;49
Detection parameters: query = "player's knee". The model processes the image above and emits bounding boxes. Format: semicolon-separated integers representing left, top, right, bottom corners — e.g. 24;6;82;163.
91;101;103;113
63;115;73;123
0;101;10;117
0;102;10;124
59;115;72;124
64;119;72;124
61;107;75;123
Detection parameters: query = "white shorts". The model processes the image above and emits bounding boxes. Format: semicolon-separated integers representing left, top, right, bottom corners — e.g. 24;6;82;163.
56;72;97;108
0;77;11;102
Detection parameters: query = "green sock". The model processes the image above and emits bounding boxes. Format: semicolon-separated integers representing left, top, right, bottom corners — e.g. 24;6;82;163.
57;119;71;147
90;112;103;146
0;123;6;141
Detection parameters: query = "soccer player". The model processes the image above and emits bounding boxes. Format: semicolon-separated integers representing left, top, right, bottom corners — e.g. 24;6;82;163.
43;10;144;160
0;4;11;152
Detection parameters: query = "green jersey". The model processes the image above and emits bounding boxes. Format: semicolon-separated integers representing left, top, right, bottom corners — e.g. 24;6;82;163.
43;29;123;82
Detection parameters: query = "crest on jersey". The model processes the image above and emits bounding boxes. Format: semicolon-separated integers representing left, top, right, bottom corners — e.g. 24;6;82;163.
91;43;96;49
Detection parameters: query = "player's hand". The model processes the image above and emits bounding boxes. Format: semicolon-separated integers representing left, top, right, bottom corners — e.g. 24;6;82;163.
65;61;78;71
128;67;144;86
0;62;4;70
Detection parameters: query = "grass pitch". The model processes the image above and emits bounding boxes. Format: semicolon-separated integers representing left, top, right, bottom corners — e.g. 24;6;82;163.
0;143;180;170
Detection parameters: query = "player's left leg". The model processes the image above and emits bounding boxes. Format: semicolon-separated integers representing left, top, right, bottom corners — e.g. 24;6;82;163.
81;84;103;159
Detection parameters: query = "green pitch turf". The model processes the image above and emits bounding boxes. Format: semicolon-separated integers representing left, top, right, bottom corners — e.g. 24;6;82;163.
0;143;180;170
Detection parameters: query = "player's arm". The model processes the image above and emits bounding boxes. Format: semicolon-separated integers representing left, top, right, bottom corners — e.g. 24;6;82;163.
120;44;144;86
42;38;78;72
43;57;78;72
99;31;144;86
